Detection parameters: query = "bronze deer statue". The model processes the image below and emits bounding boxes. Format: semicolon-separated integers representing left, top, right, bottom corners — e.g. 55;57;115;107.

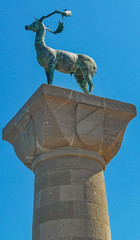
25;10;97;94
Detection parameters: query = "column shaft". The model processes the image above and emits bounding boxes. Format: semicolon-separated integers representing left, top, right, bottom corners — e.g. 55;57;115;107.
32;149;111;240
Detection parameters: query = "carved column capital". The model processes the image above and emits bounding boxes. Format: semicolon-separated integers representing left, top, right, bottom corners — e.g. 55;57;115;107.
2;84;136;170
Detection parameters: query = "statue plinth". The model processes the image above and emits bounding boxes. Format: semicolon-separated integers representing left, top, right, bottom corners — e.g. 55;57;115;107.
2;84;136;240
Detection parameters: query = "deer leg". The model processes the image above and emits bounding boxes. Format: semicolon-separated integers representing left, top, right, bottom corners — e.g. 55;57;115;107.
86;75;94;94
45;70;49;83
80;70;94;94
79;79;88;93
74;71;88;94
45;64;55;84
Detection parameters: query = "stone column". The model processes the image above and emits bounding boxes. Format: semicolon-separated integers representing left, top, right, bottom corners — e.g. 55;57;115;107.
2;84;136;240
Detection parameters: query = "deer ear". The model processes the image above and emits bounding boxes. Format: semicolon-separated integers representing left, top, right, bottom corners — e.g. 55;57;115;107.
34;17;39;21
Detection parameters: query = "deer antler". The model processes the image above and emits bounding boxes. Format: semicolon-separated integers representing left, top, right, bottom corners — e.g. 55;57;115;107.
38;10;59;22
35;9;72;22
46;21;64;34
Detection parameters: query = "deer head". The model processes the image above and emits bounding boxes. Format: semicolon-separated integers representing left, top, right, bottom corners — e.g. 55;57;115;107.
25;21;43;32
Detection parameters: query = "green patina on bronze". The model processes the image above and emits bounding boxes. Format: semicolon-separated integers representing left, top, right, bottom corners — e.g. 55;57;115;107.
25;10;97;94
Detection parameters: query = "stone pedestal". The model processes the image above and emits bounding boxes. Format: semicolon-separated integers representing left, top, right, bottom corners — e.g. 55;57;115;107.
2;84;136;240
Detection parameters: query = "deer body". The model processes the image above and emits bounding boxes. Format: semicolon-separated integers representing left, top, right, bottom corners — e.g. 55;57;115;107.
36;44;78;75
25;12;97;94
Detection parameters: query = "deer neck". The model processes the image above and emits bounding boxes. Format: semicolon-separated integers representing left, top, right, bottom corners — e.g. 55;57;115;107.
35;27;45;46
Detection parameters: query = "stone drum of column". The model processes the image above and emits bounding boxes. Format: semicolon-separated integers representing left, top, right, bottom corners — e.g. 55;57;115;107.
32;148;111;240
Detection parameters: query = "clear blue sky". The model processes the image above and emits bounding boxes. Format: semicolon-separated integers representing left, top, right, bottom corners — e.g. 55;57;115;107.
1;0;140;239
